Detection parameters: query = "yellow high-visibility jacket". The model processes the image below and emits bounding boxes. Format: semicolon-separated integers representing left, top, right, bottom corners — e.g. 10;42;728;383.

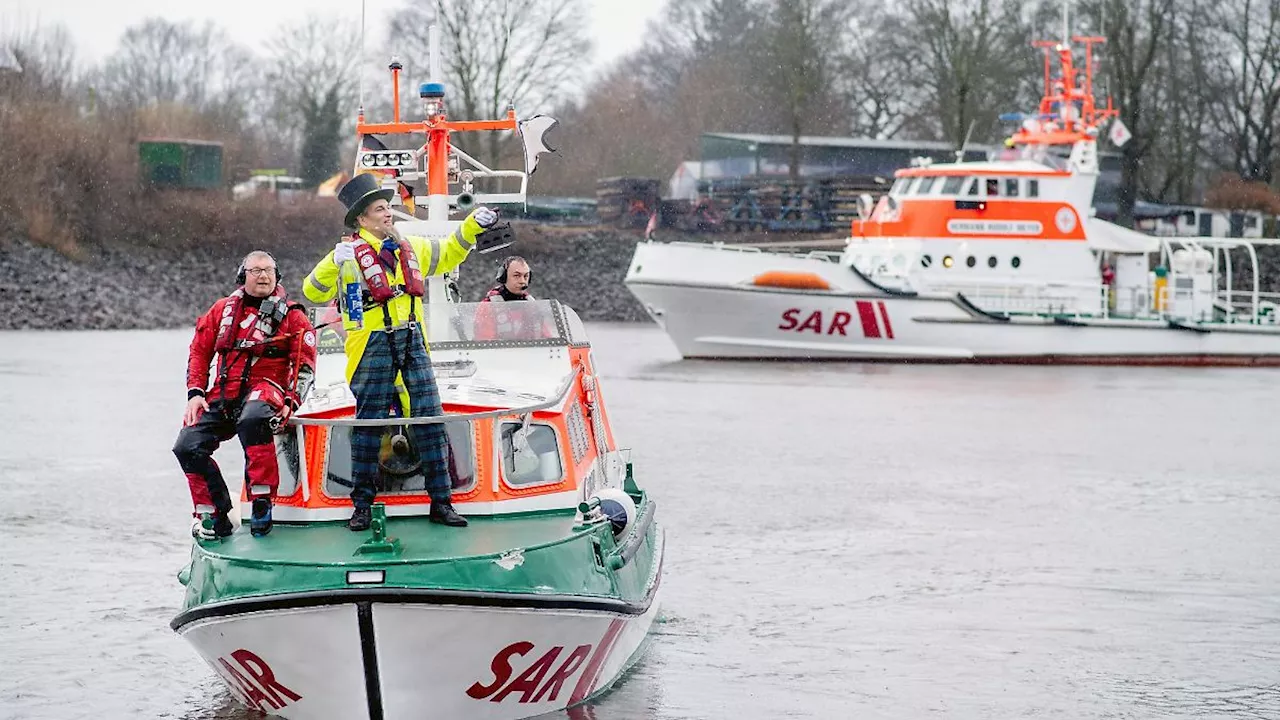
304;218;481;382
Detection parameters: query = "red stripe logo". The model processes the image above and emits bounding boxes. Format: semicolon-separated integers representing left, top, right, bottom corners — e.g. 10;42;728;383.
855;301;880;339
568;618;626;705
877;301;895;339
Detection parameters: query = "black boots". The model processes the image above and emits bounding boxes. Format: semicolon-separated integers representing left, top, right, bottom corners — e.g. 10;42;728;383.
429;501;468;527
348;502;468;530
250;497;273;537
348;506;372;531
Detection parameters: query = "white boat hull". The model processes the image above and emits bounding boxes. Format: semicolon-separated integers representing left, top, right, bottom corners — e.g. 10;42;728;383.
175;592;661;720
625;242;1280;364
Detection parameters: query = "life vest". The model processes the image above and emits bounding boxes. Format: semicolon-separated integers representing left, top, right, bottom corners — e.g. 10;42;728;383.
350;233;425;304
214;285;290;355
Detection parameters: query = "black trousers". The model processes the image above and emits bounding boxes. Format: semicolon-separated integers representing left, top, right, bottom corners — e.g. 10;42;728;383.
173;398;278;515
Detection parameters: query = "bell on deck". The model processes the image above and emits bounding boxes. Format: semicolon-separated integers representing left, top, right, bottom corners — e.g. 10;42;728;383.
378;430;422;477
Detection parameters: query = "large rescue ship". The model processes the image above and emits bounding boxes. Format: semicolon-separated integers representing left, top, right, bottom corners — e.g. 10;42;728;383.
626;35;1280;364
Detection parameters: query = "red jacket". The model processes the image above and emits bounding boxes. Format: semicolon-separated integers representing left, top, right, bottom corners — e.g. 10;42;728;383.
186;294;317;406
474;286;554;341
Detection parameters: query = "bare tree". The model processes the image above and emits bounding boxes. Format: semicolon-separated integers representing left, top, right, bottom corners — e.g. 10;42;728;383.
886;0;1040;147
0;21;80;102
839;10;919;139
1202;0;1280;184
1138;0;1213;204
390;0;591;171
263;15;360;185
762;0;857;177
95;19;253;115
1077;0;1177;227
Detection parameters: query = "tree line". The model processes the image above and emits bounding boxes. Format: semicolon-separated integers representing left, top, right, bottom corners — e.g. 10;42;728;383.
2;0;1278;232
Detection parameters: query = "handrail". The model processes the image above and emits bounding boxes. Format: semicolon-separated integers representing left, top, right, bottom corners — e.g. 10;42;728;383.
290;366;580;427
847;260;918;297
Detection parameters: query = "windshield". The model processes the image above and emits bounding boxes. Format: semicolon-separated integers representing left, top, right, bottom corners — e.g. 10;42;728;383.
309;299;585;353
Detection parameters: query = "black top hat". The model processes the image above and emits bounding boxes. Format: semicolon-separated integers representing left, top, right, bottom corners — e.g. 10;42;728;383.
338;173;396;229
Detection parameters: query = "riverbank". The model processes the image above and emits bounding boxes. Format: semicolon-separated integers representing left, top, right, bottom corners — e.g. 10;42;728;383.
0;222;659;330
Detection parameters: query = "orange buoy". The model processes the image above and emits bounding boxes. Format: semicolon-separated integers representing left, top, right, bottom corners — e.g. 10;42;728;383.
750;271;831;290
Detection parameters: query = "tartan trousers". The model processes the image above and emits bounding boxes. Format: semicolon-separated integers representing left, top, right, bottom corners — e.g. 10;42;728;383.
348;325;451;508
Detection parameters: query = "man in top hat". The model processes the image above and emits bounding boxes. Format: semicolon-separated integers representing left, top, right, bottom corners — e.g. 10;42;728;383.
303;173;498;530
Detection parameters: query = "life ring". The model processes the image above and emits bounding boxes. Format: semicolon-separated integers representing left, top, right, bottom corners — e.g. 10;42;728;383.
751;271;831;290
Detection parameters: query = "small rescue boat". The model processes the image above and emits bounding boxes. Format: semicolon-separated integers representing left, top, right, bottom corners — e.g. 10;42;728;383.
171;35;662;720
626;34;1280;364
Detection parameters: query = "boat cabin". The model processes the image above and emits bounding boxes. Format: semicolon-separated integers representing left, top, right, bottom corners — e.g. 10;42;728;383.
252;299;629;523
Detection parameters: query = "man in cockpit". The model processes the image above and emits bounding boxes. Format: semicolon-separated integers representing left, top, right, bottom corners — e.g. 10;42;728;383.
474;256;555;340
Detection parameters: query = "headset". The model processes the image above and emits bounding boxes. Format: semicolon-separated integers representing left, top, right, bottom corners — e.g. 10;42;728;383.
495;255;532;286
236;251;284;287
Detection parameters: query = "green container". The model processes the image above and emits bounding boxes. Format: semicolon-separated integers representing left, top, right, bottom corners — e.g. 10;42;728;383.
139;139;223;189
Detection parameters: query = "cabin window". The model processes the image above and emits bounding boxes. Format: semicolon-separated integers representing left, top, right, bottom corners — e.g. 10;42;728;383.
921;254;933;267
322;421;477;498
985;178;1000;196
1011;256;1022;269
964;178;979;196
499;421;565;487
1027;179;1040;198
275;430;301;498
890;178;908;196
987;256;998;268
1004;179;1019;197
907;177;923;194
919;177;937;194
1245;215;1259;228
940;176;964;194
966;256;977;268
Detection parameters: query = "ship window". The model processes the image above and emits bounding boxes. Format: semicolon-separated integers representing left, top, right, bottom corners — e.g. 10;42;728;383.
988;256;998;268
890;178;908;195
964;178;979;196
985;178;1000;196
1005;178;1019;197
966;256;977;268
942;255;954;268
1027;180;1040;198
918;177;937;194
322;421;477;498
921;254;933;267
1246;215;1259;228
940;176;964;194
907;177;922;194
499;421;564;487
1011;256;1022;269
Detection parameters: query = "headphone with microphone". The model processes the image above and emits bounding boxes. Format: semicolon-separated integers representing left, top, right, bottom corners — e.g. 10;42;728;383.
494;255;532;286
236;251;284;287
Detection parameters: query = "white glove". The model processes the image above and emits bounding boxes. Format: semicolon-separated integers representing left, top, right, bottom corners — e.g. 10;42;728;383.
472;207;498;228
333;242;356;264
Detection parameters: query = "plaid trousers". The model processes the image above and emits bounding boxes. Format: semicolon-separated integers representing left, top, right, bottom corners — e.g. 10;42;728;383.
348;326;451;507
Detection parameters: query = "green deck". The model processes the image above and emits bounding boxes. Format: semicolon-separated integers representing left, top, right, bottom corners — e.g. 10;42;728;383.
178;496;660;615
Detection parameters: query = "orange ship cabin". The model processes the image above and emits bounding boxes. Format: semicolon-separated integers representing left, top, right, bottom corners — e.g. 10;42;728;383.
251;300;623;522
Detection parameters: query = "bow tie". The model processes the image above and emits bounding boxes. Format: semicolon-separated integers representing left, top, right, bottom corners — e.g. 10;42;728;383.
378;239;398;270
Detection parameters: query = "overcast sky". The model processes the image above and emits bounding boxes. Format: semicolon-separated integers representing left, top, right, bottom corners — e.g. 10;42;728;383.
2;0;666;77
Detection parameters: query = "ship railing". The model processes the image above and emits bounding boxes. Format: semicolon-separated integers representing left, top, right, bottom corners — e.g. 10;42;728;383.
932;280;1102;317
661;240;844;263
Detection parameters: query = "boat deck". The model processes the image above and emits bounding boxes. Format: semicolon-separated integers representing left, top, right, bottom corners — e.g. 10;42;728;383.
199;511;584;566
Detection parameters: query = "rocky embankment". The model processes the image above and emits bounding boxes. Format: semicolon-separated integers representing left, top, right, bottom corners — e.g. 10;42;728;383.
0;224;655;330
4;225;1278;331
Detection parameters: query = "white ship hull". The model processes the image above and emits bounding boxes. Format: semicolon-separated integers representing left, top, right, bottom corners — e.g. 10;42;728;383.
626;242;1280;364
174;589;661;720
